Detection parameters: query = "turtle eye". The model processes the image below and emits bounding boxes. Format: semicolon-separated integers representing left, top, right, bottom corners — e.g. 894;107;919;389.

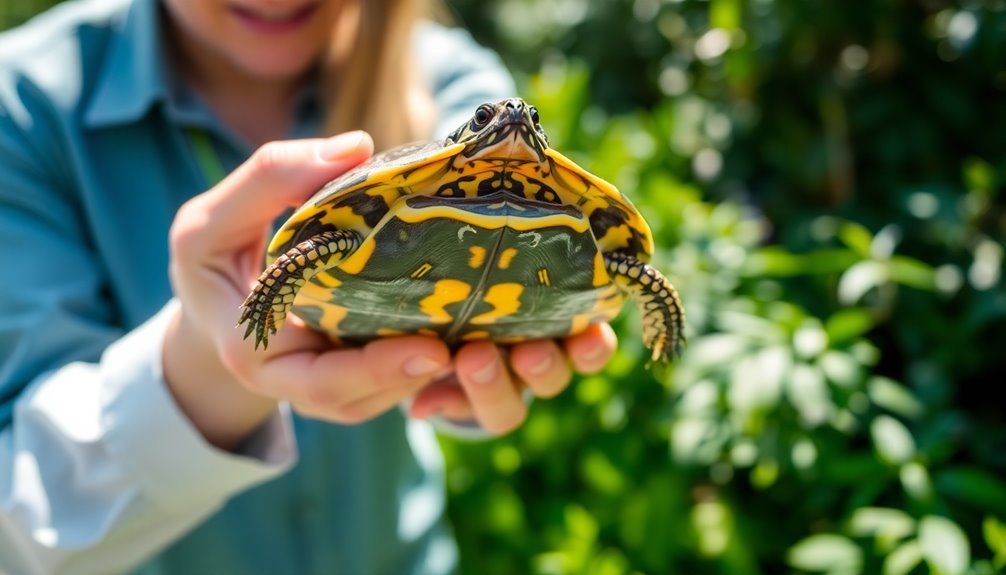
529;106;540;124
471;104;494;130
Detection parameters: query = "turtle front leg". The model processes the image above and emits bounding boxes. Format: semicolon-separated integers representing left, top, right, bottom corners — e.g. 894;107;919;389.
604;252;686;363
238;229;362;349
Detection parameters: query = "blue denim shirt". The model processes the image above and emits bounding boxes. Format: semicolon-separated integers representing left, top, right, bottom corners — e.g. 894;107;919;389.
0;0;515;572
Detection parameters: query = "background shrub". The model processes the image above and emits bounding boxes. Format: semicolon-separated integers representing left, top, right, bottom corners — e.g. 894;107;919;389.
5;1;1005;573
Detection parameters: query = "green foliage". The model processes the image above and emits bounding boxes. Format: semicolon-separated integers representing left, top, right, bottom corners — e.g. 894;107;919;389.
445;1;1006;573
5;1;1004;573
0;0;60;29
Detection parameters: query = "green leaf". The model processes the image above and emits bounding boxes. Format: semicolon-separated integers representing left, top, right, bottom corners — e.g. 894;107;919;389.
867;376;925;419
883;540;924;575
871;415;916;465
579;450;626;495
710;0;741;30
983;517;1006;568
918;515;970;575
935;467;1006;516
838;221;874;258
963;156;996;192
671;416;723;465
787;534;863;573
838;261;888;305
743;248;859;277
889;256;937;291
848;507;916;541
728;346;790;414
818;350;863;388
825;308;875;345
685;333;750;370
786;364;833;427
900;462;934;502
565;503;599;543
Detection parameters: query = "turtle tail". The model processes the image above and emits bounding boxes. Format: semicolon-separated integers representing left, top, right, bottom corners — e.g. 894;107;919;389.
238;229;362;349
604;252;685;363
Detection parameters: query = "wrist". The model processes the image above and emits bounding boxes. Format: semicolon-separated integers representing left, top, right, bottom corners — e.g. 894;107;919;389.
163;304;278;451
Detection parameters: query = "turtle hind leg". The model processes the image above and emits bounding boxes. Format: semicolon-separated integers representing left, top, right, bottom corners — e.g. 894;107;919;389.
238;229;362;349
604;252;686;363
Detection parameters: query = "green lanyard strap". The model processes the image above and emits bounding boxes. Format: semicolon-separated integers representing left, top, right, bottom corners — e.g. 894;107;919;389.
187;127;228;186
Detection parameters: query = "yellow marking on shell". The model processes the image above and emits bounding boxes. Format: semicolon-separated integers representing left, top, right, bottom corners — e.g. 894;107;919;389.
337;240;375;275
498;248;518;270
419;279;472;324
365;186;403;207
496;335;527;344
468;246;486;268
394;204;589;233
543;147;655;256
267;206;369;257
596;224;634;252
537;268;551;286
411;262;433;279
311;273;343;289
570;314;593;335
295;286;349;333
267;229;297;259
376;328;406;337
418;328;438;337
592;252;609;287
461;330;491;341
470;283;524;325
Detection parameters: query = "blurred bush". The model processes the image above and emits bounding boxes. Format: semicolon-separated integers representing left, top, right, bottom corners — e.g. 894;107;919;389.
0;0;59;29
5;1;1006;573
444;1;1006;574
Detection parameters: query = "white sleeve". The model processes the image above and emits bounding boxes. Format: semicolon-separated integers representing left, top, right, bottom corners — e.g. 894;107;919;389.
0;301;297;575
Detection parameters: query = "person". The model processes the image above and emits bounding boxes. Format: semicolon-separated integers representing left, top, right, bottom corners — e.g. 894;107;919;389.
0;0;618;573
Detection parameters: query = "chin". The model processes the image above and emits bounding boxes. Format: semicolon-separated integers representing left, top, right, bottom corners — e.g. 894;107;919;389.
238;52;319;81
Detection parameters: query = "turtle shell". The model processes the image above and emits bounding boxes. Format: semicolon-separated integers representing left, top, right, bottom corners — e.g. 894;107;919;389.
265;99;656;346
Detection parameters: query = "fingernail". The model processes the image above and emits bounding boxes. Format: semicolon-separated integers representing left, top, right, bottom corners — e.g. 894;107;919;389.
318;131;366;161
403;356;443;378
470;357;499;385
526;352;553;375
581;344;606;362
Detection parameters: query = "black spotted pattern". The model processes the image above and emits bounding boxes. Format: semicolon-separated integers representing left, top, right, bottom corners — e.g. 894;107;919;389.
333;188;393;228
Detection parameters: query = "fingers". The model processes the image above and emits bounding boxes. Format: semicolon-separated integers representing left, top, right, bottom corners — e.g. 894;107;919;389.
170;131;373;269
509;339;572;398
408;375;475;421
242;335;451;424
454;342;527;435
413;325;619;436
194;131;374;245
564;323;618;374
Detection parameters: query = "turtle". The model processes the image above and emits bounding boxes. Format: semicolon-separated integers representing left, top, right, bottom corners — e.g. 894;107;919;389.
238;98;685;363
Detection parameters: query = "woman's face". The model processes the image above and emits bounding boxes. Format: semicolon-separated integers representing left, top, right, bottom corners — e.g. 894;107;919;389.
163;0;344;82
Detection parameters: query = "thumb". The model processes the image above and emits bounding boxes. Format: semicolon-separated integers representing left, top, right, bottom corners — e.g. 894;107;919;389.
197;131;374;241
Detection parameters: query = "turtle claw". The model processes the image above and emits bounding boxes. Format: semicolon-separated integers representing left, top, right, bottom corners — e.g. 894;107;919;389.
603;252;686;363
238;229;362;350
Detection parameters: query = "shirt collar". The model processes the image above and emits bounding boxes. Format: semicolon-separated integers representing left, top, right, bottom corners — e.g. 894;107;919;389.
84;0;168;128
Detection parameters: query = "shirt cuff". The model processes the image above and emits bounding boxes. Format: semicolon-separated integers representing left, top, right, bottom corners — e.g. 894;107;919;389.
99;300;297;511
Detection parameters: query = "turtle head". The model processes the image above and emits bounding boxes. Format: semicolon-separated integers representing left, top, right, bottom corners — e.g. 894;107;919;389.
446;98;550;162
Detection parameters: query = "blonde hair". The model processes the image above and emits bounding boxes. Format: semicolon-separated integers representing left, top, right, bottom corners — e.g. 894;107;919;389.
325;0;440;151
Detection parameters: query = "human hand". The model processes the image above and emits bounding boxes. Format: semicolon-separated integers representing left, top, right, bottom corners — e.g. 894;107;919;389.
165;131;457;448
407;323;618;435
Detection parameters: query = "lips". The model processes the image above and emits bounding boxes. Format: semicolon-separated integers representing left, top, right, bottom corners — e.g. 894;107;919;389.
229;2;319;34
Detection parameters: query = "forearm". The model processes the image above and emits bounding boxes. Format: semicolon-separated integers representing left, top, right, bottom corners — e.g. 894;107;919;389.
0;302;295;575
163;304;279;451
